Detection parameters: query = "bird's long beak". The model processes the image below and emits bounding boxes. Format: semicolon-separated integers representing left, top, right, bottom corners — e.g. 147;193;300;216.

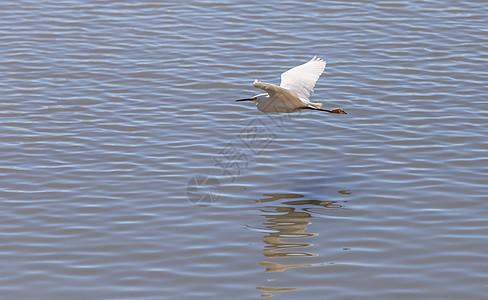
235;97;255;102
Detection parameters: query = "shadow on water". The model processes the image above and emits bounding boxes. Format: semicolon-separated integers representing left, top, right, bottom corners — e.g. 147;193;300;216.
245;193;344;298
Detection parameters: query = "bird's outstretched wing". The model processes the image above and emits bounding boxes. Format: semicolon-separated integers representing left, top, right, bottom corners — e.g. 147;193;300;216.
279;56;326;101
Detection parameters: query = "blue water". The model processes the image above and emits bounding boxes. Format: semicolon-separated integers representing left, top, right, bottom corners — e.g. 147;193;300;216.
0;1;487;299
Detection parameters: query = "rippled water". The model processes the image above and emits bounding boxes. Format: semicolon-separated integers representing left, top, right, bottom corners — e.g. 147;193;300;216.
1;0;487;299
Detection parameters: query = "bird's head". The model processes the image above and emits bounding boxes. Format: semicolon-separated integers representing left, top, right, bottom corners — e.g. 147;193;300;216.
236;93;268;104
235;96;257;102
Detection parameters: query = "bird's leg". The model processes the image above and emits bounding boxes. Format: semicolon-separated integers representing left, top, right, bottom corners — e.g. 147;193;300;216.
301;107;347;114
328;108;347;114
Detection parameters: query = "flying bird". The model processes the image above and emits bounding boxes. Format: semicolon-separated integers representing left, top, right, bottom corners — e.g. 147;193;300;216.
236;56;346;114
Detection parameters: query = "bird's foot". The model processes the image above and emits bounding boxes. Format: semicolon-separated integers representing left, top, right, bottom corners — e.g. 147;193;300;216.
330;108;347;114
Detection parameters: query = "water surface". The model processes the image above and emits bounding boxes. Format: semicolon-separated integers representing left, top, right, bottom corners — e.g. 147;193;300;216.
0;0;487;299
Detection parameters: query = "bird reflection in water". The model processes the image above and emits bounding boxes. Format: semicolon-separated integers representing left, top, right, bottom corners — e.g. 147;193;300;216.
248;193;343;297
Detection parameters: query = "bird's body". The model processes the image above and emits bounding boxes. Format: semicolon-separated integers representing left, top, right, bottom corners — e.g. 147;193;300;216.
236;56;346;114
251;80;324;113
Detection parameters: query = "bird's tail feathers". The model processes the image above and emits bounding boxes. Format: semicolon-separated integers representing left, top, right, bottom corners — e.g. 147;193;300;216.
310;102;322;108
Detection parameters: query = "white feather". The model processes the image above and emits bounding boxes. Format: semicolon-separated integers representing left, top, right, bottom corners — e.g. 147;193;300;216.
279;56;326;101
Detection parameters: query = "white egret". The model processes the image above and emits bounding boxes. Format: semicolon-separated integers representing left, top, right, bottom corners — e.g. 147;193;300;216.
236;56;346;114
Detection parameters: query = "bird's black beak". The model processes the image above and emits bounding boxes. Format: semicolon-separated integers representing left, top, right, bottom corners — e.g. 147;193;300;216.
235;97;255;102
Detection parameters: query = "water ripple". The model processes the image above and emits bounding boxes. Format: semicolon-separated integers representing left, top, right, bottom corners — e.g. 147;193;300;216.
0;0;487;299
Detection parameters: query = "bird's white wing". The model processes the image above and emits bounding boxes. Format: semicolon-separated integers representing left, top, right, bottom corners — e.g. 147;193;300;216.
280;56;326;101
